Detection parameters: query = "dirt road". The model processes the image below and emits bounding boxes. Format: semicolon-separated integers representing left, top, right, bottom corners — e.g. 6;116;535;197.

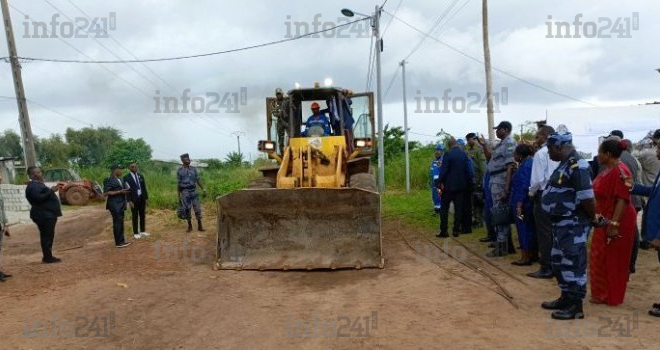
0;206;658;349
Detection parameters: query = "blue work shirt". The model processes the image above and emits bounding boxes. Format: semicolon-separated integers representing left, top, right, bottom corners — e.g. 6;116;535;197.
302;114;331;136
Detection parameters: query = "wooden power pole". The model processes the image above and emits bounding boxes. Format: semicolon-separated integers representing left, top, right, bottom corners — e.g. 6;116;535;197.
2;0;38;167
482;0;495;142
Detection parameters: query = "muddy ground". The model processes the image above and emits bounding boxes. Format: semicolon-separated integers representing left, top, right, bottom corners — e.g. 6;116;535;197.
0;205;659;349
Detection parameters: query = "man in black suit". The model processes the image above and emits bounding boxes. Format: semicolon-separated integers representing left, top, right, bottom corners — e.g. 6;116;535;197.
104;165;131;248
123;162;149;240
436;138;475;237
25;166;63;263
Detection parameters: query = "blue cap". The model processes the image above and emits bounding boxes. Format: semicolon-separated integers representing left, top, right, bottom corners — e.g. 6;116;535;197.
435;144;445;151
457;139;466;146
547;132;572;146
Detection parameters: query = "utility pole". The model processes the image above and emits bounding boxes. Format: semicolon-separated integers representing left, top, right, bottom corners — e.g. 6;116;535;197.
482;0;495;142
374;4;385;192
2;0;37;168
231;131;245;155
400;60;410;193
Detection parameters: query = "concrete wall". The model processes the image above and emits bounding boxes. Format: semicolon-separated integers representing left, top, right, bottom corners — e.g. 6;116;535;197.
1;184;31;224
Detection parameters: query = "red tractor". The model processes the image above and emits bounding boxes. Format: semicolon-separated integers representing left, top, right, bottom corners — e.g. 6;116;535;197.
43;168;104;206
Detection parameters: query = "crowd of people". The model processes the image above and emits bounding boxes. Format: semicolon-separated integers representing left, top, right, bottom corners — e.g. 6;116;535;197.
431;122;660;320
0;153;205;282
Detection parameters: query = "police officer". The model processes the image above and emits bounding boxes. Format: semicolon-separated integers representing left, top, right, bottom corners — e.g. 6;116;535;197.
485;121;517;257
540;132;596;320
271;88;290;154
465;133;487;228
177;153;205;232
430;144;445;214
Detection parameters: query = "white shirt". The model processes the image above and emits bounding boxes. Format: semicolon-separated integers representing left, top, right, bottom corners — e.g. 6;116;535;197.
528;144;560;196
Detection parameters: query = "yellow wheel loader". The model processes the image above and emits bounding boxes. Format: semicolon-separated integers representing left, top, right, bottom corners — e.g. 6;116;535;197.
215;86;383;270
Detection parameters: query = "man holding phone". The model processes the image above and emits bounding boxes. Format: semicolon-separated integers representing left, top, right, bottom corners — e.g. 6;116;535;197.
104;164;131;248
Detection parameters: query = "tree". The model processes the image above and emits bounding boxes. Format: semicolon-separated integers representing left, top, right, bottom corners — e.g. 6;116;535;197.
36;134;71;166
65;127;122;167
105;138;153;167
0;129;23;159
377;125;420;161
513;121;537;144
224;152;244;168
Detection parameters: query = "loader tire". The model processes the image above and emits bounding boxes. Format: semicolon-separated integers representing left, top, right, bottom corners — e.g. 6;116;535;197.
65;186;90;206
349;173;377;192
248;177;276;189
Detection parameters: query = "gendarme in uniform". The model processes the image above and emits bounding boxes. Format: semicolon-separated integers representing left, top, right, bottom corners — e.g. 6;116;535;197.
541;132;594;318
487;132;516;245
177;154;203;228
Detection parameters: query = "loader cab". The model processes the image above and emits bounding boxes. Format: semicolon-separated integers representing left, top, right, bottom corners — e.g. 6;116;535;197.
266;87;375;156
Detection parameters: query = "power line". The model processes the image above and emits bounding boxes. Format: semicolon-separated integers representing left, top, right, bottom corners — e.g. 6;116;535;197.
381;0;405;36
383;65;401;97
405;0;470;61
2;17;369;64
63;0;235;137
384;10;599;107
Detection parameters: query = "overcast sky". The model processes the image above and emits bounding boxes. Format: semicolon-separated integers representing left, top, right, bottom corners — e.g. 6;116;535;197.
1;0;659;161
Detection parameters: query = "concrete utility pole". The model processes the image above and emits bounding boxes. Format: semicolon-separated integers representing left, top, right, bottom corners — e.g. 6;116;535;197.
482;0;495;142
231;131;245;155
400;60;410;193
374;4;385;192
1;0;37;168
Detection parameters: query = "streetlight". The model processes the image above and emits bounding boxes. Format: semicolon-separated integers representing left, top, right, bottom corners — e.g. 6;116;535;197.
342;5;385;192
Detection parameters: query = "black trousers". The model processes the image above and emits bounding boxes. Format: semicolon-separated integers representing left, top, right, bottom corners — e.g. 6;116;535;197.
629;208;641;273
131;197;147;235
440;190;464;234
533;194;553;272
110;210;126;246
462;189;474;233
34;217;57;259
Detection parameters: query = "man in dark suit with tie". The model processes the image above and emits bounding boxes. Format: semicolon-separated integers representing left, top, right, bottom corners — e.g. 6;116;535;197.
104;165;131;248
436;137;475;237
123;162;149;240
25;166;63;263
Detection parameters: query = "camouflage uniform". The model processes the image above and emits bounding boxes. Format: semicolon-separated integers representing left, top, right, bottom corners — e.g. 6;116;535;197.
541;149;593;301
271;97;290;154
486;135;516;244
466;143;487;225
177;166;202;221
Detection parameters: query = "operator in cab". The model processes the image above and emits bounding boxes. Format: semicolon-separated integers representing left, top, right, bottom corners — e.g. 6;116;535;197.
302;102;331;137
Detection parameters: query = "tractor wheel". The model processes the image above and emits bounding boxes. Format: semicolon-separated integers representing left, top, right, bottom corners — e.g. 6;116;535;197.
65;186;90;206
248;177;276;189
349;173;378;192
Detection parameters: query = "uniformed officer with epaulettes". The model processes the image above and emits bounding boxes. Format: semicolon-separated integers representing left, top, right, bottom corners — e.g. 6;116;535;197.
540;131;597;320
430;144;445;214
485;121;517;257
177;153;205;232
271;88;290;155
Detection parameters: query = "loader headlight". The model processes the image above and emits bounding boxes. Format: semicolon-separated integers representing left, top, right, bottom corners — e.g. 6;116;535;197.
354;138;372;148
258;140;276;152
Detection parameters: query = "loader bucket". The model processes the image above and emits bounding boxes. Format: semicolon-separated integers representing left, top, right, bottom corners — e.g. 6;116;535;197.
216;188;383;270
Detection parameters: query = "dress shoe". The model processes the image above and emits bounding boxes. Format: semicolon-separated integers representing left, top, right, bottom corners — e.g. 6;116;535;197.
42;257;62;264
640;241;651;250
551;300;584;320
0;274;5;282
649;308;660;317
0;271;12;278
527;269;554;279
486;243;506;257
511;259;532;266
542;294;570;310
479;237;495;243
452;231;460;237
652;302;660;309
488;242;495;248
436;232;449;238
